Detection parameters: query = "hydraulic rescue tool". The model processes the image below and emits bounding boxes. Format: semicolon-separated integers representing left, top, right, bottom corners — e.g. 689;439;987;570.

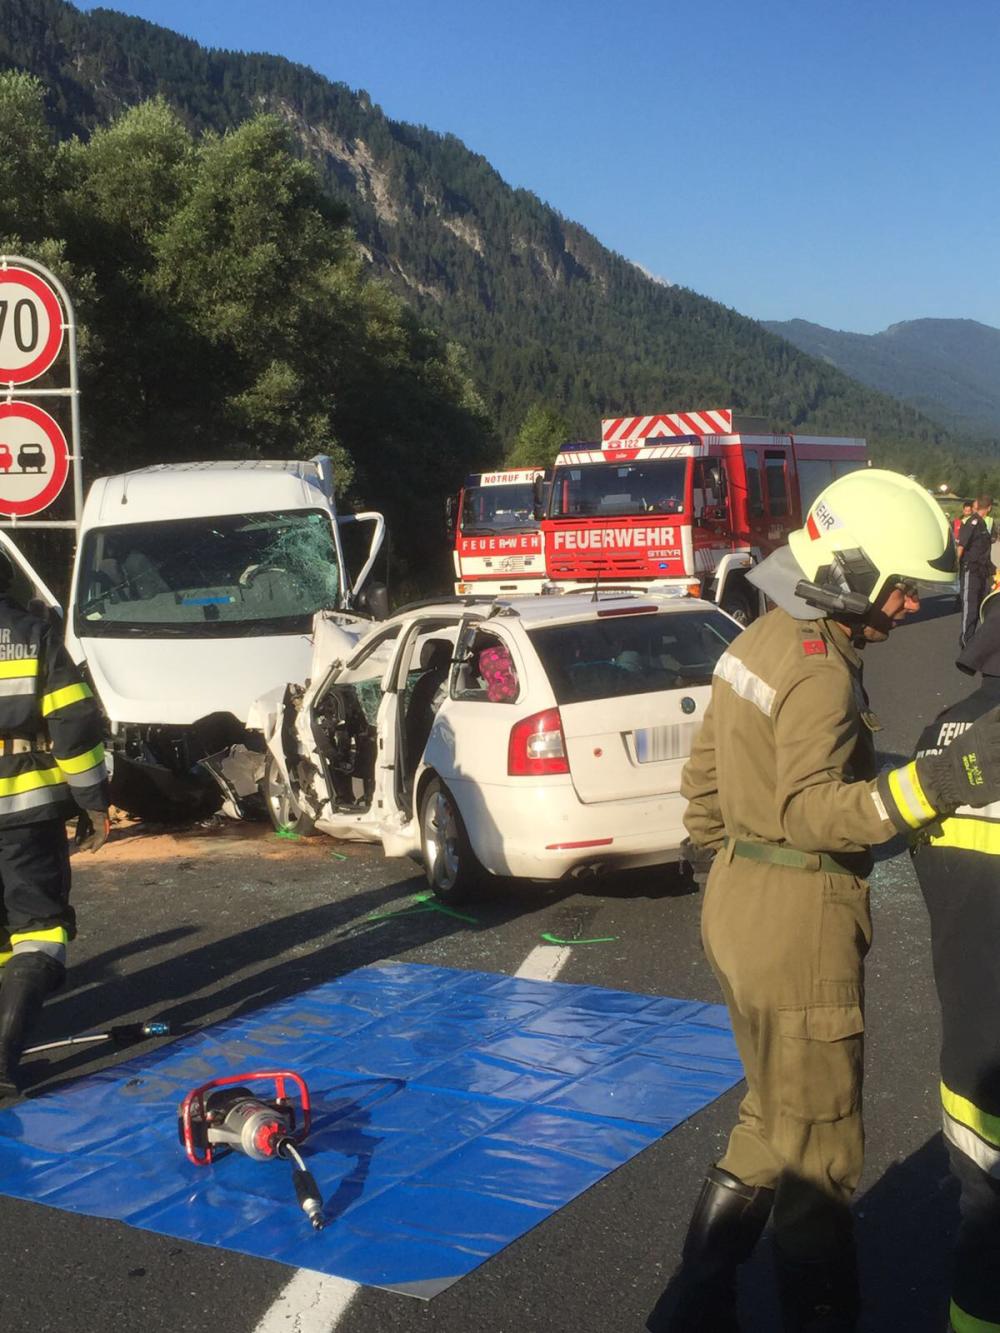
178;1071;325;1230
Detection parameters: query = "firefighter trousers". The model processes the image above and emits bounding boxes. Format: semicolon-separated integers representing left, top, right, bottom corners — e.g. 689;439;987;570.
960;563;992;648
947;1140;1000;1332
0;820;73;967
701;851;871;1259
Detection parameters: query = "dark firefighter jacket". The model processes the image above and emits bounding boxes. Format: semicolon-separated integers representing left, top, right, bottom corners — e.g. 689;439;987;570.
0;596;108;827
912;675;1000;1176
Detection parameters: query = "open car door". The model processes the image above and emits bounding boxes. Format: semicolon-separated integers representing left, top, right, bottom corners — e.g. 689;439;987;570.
0;530;62;617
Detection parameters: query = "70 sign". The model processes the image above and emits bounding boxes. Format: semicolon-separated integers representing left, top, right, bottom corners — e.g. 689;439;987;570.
0;266;64;385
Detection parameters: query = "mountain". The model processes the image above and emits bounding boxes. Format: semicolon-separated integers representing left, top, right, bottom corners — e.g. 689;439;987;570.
0;0;980;481
764;318;1000;441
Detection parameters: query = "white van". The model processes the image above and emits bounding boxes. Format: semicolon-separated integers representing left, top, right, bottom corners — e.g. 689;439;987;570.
43;457;385;818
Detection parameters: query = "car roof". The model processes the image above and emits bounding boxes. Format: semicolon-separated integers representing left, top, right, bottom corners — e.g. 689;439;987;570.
385;591;719;630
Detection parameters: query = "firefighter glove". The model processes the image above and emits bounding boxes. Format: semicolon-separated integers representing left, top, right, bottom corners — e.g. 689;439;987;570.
679;837;716;888
880;706;1000;829
75;810;111;854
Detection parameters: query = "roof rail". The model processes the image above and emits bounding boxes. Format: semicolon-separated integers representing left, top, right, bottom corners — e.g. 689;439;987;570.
389;594;497;616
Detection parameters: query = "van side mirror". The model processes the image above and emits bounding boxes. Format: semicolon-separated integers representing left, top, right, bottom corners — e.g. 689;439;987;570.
444;495;457;538
532;474;546;521
357;581;389;621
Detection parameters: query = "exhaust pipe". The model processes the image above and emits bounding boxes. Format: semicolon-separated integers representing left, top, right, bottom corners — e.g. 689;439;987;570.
569;862;607;880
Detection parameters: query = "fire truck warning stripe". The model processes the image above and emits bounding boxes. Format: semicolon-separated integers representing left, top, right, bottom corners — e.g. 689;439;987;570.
0;961;741;1299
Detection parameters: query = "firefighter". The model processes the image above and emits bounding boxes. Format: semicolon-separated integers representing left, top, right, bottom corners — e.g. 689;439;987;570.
646;470;1000;1333
911;586;1000;1333
0;551;109;1098
957;495;994;649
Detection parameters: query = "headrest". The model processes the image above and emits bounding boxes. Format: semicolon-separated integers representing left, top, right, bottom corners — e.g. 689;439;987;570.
419;638;453;670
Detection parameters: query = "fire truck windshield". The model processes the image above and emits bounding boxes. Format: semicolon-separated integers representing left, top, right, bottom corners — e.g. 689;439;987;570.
460;483;539;535
550;459;687;519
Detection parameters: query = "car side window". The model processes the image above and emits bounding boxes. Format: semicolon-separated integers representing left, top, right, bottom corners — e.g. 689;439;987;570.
452;631;520;703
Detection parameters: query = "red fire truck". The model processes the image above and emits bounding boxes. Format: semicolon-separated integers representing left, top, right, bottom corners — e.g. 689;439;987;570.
447;467;551;595
536;409;868;621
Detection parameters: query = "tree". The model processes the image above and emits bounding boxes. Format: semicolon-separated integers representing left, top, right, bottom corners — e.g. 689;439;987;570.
506;403;571;467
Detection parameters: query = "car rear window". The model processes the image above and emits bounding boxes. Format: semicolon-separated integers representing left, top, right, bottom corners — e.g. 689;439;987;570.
527;609;742;704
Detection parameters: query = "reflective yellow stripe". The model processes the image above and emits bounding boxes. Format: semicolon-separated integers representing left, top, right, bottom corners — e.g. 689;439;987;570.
0;951;11;968
0;658;37;679
57;743;105;775
10;926;68;947
929;816;1000;855
0;768;64;797
888;762;934;828
941;1081;1000;1149
950;1299;1000;1332
40;682;93;716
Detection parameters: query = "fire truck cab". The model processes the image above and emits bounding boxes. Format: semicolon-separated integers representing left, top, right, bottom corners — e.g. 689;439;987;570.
447;467;550;595
538;410;868;622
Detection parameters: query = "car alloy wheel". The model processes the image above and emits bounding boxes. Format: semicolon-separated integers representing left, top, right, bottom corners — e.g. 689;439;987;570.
419;776;482;903
263;752;315;835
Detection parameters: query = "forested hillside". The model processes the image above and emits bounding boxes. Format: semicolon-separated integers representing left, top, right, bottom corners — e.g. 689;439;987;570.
766;318;1000;443
1;0;996;508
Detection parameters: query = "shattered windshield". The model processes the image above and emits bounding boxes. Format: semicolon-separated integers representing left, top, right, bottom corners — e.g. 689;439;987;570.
550;460;688;518
75;510;342;637
460;484;540;535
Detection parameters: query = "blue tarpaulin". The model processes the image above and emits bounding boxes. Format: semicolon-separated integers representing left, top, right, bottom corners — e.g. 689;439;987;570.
0;962;742;1297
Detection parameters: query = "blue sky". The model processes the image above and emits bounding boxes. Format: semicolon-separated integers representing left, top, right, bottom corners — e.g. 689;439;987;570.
78;0;999;333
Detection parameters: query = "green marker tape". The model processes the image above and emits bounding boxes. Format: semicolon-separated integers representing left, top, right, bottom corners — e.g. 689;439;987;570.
365;892;479;926
329;851;348;861
540;932;618;945
273;828;301;840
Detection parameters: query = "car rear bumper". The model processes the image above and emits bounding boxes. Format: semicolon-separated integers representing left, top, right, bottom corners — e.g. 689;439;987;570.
448;775;686;880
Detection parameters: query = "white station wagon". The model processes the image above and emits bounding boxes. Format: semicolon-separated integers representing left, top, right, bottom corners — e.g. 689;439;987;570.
256;592;742;900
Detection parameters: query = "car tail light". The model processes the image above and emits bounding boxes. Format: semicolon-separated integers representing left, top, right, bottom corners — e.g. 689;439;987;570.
508;707;569;776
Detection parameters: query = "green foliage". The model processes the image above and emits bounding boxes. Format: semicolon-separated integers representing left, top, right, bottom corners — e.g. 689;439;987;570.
506;404;572;467
0;67;493;588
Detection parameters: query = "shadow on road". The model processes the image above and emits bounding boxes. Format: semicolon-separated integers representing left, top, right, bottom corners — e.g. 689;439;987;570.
28;859;696;1095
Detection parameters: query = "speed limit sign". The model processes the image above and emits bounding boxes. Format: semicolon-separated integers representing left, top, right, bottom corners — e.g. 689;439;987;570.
0;266;65;385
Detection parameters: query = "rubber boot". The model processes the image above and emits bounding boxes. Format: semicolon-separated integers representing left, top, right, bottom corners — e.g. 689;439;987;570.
774;1241;861;1332
0;952;64;1098
645;1166;775;1332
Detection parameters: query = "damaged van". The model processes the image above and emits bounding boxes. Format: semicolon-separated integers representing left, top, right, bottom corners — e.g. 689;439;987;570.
61;458;384;818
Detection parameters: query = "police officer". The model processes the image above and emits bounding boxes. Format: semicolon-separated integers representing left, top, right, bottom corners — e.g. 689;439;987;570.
0;551;109;1098
957;495;994;649
911;586;1000;1333
646;470;1000;1332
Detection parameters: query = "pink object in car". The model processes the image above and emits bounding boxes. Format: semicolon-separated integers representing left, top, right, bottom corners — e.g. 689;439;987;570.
479;644;518;702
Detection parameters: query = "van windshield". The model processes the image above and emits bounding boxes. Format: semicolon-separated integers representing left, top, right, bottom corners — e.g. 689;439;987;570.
74;510;341;637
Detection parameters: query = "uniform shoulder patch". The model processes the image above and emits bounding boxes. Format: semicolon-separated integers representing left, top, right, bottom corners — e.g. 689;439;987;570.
801;637;827;656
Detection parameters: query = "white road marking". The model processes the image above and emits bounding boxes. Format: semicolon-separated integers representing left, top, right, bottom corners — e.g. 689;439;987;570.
252;1270;358;1332
515;943;572;983
252;946;571;1330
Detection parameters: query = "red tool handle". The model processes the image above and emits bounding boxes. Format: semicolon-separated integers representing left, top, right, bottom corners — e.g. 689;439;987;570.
180;1070;312;1165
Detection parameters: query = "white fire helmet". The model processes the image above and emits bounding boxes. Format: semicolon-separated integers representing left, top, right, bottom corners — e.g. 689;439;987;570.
788;468;955;608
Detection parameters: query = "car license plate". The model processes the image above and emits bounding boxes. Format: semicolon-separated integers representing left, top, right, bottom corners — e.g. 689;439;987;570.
634;723;696;763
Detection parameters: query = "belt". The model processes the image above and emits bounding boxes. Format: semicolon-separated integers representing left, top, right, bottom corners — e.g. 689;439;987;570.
725;837;856;876
0;737;51;756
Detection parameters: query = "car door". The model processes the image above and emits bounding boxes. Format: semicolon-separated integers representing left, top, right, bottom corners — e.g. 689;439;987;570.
0;530;62;617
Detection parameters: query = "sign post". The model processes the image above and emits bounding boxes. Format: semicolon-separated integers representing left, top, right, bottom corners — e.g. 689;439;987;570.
0;256;81;530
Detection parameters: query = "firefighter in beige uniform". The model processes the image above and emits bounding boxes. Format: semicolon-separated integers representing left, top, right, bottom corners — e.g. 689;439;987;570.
646;470;1000;1333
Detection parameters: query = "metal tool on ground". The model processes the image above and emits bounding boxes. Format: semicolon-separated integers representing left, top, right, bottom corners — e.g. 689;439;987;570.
178;1071;324;1230
24;1018;171;1056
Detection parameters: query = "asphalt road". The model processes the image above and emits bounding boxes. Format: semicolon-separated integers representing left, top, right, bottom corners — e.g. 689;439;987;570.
0;593;975;1333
